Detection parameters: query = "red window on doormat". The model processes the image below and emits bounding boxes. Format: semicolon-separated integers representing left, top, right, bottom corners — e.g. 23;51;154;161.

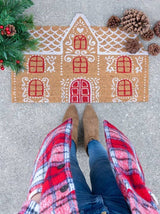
74;35;87;50
29;56;44;73
28;80;44;97
117;79;132;96
70;79;90;103
73;56;88;73
117;56;132;73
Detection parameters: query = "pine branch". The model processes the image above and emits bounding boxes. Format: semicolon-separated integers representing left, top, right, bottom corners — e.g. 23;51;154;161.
0;0;4;10
0;0;37;73
4;0;34;17
0;10;15;26
23;15;34;29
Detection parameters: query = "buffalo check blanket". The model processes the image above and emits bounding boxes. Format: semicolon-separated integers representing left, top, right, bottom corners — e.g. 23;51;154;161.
18;119;159;214
104;120;159;214
19;119;79;214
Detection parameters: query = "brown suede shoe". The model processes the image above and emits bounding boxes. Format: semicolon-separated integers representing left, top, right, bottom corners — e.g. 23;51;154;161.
63;104;79;146
83;104;99;154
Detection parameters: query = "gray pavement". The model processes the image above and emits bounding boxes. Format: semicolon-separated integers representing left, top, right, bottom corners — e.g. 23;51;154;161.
0;0;160;213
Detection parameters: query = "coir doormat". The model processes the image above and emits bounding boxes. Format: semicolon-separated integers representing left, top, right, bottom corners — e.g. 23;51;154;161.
12;13;149;103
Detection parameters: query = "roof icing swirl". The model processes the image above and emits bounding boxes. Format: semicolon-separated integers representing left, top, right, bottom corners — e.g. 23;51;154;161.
27;14;148;55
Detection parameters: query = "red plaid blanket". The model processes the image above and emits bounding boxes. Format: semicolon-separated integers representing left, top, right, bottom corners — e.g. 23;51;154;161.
18;119;159;214
19;119;79;214
104;120;159;214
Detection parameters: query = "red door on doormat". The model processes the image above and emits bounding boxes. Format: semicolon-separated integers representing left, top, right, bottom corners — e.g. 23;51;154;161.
70;79;91;103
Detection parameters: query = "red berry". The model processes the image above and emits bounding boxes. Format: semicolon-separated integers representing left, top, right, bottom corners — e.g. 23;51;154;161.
16;60;20;64
0;59;3;63
0;25;4;29
1;65;4;70
1;31;4;35
5;27;10;31
7;31;11;35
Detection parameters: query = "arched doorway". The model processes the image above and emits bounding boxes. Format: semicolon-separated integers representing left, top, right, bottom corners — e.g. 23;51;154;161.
70;79;91;103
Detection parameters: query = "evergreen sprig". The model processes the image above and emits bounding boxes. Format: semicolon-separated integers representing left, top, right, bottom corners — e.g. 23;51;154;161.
0;0;38;74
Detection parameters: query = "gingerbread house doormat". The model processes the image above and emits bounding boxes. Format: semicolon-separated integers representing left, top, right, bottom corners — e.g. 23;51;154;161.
12;14;149;103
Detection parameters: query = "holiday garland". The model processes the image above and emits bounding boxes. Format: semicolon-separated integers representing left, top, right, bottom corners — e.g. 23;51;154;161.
0;0;38;74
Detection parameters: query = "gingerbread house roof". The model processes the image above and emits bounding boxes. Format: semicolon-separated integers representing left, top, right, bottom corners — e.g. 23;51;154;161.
27;14;148;55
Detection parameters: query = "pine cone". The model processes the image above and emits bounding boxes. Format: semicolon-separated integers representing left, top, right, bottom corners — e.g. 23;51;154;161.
153;21;160;37
125;38;141;54
141;29;154;41
148;43;160;56
107;16;121;28
6;24;16;37
121;9;150;35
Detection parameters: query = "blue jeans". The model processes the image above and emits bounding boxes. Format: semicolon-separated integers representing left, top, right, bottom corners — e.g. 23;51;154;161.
70;139;131;214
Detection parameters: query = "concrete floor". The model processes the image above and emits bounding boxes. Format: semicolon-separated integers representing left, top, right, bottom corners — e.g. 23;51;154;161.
0;0;160;213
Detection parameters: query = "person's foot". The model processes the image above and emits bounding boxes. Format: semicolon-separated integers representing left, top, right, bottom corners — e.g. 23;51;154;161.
63;104;79;146
83;104;99;154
